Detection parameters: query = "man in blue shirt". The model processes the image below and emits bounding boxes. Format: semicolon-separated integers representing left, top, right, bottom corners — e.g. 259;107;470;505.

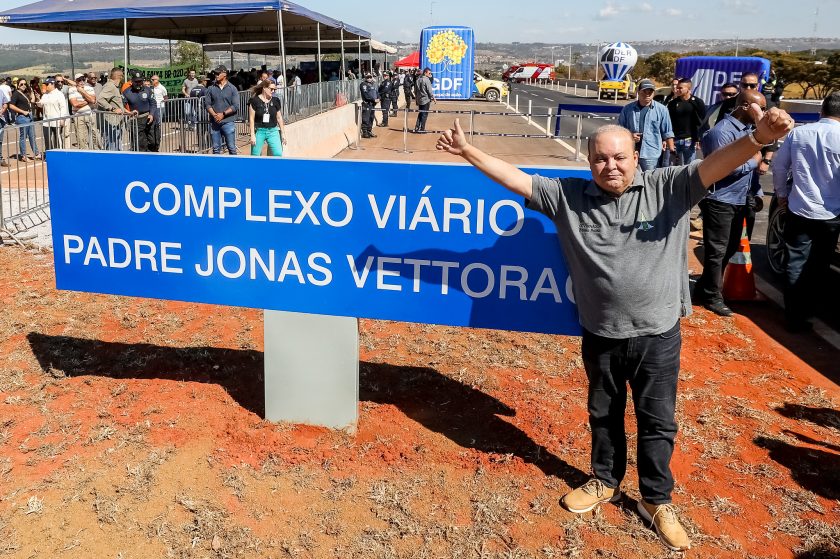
205;65;240;155
618;79;674;171
694;89;766;316
772;92;840;332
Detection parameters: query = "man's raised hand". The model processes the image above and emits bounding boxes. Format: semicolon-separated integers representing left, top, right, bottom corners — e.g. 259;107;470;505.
436;118;468;157
750;103;795;144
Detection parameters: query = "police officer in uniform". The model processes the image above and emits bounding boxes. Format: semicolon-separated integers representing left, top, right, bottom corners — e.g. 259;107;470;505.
390;71;400;117
377;71;392;127
122;70;161;152
360;73;379;138
403;69;415;108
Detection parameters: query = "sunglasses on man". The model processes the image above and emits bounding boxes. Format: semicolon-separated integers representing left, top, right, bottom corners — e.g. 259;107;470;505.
741;82;758;89
720;91;737;98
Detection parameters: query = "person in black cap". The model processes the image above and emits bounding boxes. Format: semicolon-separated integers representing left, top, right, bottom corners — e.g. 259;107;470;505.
205;65;240;155
390;71;400;117
122;70;161;152
377;71;392;127
359;73;379;139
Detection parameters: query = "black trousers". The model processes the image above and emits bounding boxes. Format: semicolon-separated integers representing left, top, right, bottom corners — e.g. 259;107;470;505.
783;212;840;325
361;101;375;134
139;118;161;152
379;98;390;125
415;102;431;131
582;321;682;505
695;198;749;304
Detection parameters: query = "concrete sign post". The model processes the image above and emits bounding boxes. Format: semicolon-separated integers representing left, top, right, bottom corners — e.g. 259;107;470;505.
47;152;588;429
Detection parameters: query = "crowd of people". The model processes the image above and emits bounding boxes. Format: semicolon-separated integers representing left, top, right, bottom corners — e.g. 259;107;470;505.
359;67;435;138
438;73;838;551
618;73;840;332
0;61;382;163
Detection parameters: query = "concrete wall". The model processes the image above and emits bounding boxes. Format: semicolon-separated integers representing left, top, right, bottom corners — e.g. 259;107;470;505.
282;90;406;159
283;101;360;159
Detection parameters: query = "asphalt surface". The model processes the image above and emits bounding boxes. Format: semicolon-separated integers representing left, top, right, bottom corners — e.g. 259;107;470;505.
509;82;840;336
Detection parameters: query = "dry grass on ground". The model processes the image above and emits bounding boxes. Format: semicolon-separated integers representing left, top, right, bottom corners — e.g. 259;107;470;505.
0;245;838;558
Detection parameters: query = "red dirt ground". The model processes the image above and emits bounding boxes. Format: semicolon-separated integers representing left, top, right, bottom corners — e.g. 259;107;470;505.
0;240;838;558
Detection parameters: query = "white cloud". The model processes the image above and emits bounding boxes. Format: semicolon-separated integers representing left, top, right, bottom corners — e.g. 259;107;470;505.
721;0;759;14
639;2;653;11
598;3;622;19
665;8;683;16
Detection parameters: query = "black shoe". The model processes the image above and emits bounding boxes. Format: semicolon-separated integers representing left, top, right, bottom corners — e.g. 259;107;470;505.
362;133;372;138
368;132;377;138
378;123;388;127
704;301;733;317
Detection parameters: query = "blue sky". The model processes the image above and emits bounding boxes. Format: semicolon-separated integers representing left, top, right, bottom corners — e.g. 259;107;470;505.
0;0;836;44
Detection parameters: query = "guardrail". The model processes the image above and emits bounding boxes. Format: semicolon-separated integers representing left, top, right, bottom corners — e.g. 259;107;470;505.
1;112;140;237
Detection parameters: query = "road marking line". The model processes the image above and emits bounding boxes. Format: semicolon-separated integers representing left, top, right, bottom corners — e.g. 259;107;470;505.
754;275;840;351
504;99;576;155
543;97;554;102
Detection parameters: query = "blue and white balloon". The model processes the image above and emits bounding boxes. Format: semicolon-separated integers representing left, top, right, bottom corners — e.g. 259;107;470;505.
599;42;638;81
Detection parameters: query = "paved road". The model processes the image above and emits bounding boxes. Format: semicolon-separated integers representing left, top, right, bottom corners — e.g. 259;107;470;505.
506;82;629;155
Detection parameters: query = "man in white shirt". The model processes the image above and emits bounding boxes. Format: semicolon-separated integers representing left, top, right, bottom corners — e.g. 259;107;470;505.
772;92;840;332
68;74;101;150
151;75;168;120
36;77;69;158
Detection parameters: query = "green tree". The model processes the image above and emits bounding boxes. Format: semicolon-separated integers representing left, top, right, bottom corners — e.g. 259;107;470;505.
175;41;210;73
643;51;679;84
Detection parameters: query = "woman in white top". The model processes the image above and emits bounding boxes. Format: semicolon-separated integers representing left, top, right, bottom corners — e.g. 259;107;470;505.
36;77;69;156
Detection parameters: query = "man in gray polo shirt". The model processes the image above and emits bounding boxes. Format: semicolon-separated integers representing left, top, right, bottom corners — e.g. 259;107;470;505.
435;106;794;551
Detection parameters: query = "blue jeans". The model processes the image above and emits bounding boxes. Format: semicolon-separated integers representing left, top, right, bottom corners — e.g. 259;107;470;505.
639;158;659;171
15;115;40;157
783;212;840;326
211;121;237;155
103;122;123;151
673;138;696;165
251;127;283;157
582;320;682;504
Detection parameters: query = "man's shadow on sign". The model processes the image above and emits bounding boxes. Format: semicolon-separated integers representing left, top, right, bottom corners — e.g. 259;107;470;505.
355;217;579;335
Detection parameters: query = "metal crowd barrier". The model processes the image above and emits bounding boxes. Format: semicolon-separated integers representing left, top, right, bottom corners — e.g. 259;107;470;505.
156;80;364;155
1;111;139;236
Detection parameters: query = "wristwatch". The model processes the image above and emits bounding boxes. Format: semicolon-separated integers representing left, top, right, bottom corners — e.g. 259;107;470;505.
761;158;773;165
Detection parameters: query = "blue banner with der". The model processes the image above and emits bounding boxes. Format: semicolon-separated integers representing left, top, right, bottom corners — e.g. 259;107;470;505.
47;151;589;335
420;26;475;100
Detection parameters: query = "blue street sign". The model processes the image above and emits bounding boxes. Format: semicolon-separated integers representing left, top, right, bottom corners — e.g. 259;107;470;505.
48;152;589;335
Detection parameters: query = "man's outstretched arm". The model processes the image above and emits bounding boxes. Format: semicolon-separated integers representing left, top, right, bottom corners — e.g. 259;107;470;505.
436;119;533;198
698;104;794;188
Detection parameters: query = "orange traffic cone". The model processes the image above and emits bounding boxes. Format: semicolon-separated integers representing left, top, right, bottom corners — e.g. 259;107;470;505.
722;218;760;301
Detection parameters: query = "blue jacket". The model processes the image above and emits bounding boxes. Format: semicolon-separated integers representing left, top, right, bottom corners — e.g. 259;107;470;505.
700;114;761;205
617;100;673;160
204;82;239;124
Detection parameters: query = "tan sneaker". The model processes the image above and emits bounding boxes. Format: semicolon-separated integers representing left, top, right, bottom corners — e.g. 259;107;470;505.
560;478;620;513
637;500;691;551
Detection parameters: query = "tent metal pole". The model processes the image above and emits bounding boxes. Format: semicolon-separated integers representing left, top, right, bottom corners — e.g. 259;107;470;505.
276;8;287;83
68;27;75;78
202;44;206;73
229;31;234;72
316;23;322;83
168;39;173;66
368;40;372;74
340;28;345;78
357;39;361;75
123;18;129;69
